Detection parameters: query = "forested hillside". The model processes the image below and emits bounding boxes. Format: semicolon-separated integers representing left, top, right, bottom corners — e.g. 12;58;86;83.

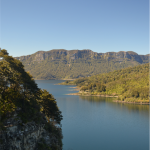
0;49;63;149
15;49;149;79
62;63;149;103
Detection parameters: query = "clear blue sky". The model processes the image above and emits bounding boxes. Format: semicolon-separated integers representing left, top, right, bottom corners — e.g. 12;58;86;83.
1;0;149;57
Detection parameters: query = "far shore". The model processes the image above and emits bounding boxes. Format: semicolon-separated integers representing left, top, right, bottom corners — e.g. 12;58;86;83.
65;92;149;105
69;87;80;91
65;92;118;97
61;79;75;80
35;78;75;80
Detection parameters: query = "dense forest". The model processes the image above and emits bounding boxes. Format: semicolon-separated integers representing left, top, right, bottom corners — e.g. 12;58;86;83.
0;49;63;149
15;49;149;79
62;63;149;103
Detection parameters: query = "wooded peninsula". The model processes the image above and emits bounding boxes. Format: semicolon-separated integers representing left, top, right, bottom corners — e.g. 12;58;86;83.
60;63;149;104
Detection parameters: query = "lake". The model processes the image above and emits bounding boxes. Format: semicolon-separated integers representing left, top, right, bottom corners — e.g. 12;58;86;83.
35;80;149;150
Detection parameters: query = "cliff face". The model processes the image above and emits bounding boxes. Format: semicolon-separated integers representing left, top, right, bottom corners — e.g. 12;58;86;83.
14;49;149;79
15;49;149;63
0;109;62;150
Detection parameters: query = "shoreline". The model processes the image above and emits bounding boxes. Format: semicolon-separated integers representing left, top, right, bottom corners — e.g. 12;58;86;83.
61;79;75;80
66;93;149;104
65;92;118;97
35;78;75;81
69;87;80;91
66;92;149;105
113;100;149;105
43;81;150;105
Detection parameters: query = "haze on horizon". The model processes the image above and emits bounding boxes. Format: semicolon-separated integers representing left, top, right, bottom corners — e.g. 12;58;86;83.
1;0;149;57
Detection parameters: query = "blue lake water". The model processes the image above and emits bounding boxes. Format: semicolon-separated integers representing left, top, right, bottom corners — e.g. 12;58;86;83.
35;80;149;150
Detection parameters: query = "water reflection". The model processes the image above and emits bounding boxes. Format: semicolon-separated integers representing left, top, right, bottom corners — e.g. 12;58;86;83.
79;95;116;102
79;95;149;118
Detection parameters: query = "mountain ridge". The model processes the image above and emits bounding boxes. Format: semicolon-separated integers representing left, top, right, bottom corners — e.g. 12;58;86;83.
15;49;149;79
15;49;149;62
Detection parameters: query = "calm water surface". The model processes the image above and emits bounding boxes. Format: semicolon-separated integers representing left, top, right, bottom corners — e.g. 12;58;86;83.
35;80;149;150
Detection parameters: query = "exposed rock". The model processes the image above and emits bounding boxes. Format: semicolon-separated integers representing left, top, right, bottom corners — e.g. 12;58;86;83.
15;49;148;63
0;110;62;150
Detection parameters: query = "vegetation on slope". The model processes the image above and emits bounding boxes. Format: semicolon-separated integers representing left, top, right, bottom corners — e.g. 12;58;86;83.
23;58;140;79
0;49;63;149
62;63;149;103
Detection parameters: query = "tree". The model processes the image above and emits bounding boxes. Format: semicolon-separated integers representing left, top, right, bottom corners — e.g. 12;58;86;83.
39;90;62;124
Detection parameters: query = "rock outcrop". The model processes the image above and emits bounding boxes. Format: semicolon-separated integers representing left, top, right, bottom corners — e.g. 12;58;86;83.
0;109;62;150
15;49;149;63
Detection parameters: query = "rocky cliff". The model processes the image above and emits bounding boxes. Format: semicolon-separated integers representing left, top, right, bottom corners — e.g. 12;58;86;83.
15;49;149;63
15;49;149;79
0;108;62;150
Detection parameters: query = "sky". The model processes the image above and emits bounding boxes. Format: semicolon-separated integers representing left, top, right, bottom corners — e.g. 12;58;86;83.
0;0;149;57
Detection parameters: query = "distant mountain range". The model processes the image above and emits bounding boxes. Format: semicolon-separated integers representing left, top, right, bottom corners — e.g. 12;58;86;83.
15;49;149;79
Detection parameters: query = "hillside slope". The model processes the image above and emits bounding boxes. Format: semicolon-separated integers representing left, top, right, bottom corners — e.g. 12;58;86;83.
62;63;149;104
15;49;149;79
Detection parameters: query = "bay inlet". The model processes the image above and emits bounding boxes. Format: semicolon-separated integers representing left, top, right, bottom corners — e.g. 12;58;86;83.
35;80;149;150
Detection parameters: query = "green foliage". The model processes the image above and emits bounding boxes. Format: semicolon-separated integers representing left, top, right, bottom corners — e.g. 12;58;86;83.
38;90;62;124
80;86;88;91
63;63;149;101
0;49;63;128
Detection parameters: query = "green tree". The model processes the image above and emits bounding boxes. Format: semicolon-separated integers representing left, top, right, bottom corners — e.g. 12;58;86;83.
38;90;62;124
